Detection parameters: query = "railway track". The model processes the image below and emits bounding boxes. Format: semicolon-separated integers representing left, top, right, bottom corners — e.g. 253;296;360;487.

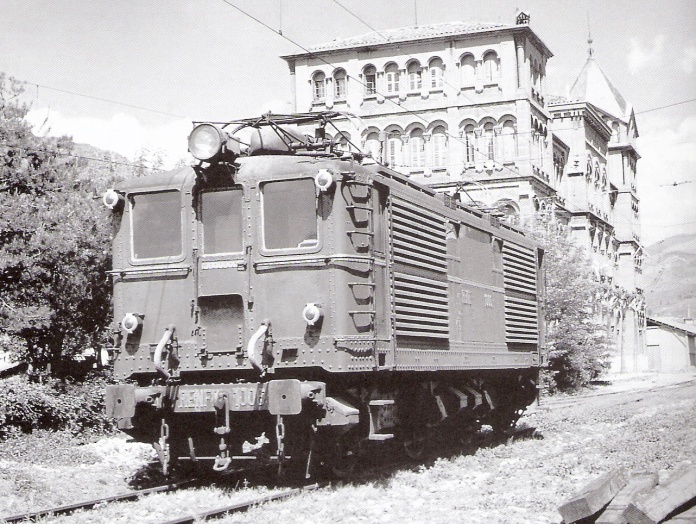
535;376;696;411
1;479;196;523
1;478;325;524
155;482;326;524
1;426;537;524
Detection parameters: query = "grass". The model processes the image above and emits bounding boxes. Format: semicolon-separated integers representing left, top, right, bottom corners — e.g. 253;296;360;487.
0;376;694;523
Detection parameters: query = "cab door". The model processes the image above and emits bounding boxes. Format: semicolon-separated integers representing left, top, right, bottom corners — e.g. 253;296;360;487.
196;186;249;356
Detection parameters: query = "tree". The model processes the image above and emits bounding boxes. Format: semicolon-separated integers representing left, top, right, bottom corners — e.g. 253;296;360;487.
523;218;611;392
0;73;114;377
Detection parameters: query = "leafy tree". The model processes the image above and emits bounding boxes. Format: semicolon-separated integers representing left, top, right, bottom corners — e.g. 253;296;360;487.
0;73;115;377
523;217;611;392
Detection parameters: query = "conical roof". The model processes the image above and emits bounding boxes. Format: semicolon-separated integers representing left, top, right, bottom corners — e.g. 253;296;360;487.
570;55;631;121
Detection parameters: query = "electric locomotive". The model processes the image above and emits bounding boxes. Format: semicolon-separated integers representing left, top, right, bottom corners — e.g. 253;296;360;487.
104;112;544;477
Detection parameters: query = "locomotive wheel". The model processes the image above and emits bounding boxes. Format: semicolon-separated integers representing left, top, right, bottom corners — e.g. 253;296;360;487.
330;441;358;479
402;424;428;460
489;408;521;434
329;433;359;479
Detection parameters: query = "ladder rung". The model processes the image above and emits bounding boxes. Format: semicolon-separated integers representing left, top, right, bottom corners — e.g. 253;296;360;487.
369;399;395;406
368;433;394;441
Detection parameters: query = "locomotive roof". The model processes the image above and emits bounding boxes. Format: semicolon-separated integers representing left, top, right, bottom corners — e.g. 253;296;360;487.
114;152;535;249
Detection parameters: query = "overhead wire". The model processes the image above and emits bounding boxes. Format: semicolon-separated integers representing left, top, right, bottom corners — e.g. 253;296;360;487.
22;81;189;119
221;0;513;176
0;138;153;170
219;0;660;230
3;3;691;204
327;0;693;234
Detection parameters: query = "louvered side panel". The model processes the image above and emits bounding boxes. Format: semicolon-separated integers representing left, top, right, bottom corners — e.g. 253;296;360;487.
502;243;539;344
502;243;537;295
504;296;539;343
391;199;447;273
394;273;449;338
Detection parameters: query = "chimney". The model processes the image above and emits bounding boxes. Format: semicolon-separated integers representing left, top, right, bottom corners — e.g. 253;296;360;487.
516;10;530;25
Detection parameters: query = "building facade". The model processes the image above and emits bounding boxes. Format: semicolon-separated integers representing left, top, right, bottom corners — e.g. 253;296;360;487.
281;13;645;371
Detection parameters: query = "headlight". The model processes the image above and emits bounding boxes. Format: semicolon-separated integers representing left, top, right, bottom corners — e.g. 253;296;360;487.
121;313;142;334
188;124;226;162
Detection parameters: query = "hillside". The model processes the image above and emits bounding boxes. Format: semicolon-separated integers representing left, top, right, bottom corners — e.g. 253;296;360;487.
644;233;696;320
71;143;135;185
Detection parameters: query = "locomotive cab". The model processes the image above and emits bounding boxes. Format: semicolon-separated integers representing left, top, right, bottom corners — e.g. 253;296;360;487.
104;113;543;478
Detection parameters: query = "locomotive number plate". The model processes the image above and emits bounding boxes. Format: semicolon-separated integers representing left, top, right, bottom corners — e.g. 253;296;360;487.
174;384;269;413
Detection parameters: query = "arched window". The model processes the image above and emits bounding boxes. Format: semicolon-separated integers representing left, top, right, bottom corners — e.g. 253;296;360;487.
463;124;476;163
429;58;444;89
483;51;499;83
386;131;402;168
612;121;620;143
407;61;422;91
483;122;496;161
501;120;516;161
363;65;377;95
365;132;381;160
312;71;326;101
333;132;351;153
410;128;425;167
495;199;519;221
385;63;400;94
333;69;347;100
460;54;476;85
431;126;448;167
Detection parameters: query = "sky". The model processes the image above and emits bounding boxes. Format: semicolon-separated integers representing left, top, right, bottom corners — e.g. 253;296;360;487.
0;0;695;246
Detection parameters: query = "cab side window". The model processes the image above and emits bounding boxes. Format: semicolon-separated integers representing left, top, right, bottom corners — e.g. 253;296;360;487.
261;179;318;250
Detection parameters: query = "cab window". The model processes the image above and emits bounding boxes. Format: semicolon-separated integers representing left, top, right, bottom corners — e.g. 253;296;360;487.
201;188;244;254
131;190;182;260
262;179;318;250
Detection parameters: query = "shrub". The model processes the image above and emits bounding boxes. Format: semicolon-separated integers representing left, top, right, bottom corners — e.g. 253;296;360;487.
0;374;115;439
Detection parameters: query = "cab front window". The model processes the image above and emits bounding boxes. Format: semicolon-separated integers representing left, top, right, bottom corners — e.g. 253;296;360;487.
131;190;182;260
201;188;244;254
262;179;318;250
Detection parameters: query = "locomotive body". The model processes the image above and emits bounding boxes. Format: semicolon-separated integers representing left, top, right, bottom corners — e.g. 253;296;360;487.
105;113;544;476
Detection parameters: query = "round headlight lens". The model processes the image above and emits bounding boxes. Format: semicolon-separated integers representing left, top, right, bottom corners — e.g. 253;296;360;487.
188;124;225;161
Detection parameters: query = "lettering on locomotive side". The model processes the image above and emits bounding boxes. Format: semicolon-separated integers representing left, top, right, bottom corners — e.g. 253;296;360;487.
483;293;493;308
462;289;472;305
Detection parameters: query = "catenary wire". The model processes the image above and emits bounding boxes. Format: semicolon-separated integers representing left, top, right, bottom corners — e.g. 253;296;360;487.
0;138;153;170
216;0;663;235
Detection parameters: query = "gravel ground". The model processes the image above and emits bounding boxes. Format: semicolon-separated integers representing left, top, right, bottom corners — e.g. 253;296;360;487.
1;371;695;523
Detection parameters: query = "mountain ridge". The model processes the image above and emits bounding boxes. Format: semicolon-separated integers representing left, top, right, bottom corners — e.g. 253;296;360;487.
644;232;696;320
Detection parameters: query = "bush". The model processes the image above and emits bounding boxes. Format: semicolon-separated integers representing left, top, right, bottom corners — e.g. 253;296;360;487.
0;374;115;439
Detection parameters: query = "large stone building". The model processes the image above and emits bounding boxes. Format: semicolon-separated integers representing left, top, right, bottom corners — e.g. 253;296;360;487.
281;12;645;371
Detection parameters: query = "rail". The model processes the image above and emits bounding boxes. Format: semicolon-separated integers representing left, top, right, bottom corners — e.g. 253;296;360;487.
2;480;195;523
156;482;327;524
